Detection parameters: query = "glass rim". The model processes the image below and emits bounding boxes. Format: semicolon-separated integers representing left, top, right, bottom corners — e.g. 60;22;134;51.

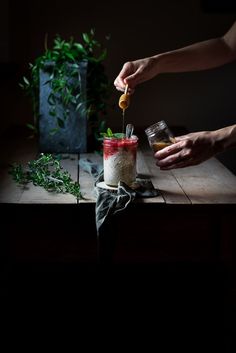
103;135;138;141
145;120;167;134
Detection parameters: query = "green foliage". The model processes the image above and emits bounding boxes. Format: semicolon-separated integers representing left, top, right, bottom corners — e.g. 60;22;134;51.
100;128;125;139
9;153;81;199
20;29;111;145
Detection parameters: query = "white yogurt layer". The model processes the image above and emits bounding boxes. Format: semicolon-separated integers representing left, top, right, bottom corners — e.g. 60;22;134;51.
104;149;136;187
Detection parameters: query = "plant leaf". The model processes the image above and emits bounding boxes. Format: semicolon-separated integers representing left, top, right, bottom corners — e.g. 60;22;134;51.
49;128;59;135
26;123;36;131
82;33;90;44
23;76;30;85
75;102;84;111
74;43;87;54
57;117;65;128
113;133;125;138
49;109;56;116
107;128;113;137
65;52;75;61
97;49;107;62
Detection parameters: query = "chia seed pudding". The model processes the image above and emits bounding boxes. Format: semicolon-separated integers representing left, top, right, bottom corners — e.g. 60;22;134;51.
103;136;138;187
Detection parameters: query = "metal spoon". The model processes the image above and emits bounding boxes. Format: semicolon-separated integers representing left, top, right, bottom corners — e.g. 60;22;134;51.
126;123;134;138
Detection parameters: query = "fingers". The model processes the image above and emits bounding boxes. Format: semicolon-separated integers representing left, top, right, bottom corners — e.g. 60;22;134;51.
158;159;197;170
174;135;187;142
114;62;132;91
113;79;135;94
156;151;185;168
125;66;144;87
114;62;140;93
114;77;126;92
156;150;197;170
173;133;195;142
154;139;195;170
154;141;184;160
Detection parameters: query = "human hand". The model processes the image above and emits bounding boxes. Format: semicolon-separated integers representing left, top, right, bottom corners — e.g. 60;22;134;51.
114;56;158;93
154;131;220;170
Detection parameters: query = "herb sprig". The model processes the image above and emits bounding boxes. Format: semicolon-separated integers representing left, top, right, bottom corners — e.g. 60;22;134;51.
100;128;125;139
9;154;81;198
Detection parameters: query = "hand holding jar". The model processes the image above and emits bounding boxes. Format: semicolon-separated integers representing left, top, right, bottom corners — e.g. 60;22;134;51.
145;120;175;152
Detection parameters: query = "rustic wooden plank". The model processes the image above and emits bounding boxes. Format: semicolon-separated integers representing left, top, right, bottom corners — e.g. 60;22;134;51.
0;169;27;203
79;153;103;203
142;149;191;204
136;150;165;203
171;158;236;204
0;137;38;203
19;154;78;204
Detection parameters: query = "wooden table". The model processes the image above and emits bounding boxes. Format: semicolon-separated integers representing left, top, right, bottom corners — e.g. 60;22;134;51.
1;136;236;205
0;134;236;265
1;134;235;345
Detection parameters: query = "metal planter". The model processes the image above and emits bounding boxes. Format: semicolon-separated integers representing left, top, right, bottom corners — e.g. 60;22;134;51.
39;60;87;153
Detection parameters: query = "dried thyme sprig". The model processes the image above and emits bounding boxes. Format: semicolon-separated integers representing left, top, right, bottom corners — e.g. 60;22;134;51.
9;153;81;199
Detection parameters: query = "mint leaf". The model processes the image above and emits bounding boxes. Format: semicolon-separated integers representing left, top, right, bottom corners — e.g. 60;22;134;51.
107;128;113;137
99;128;125;139
113;133;125;138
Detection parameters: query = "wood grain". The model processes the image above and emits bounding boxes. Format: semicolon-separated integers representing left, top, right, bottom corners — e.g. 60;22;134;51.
171;158;236;204
136;150;165;203
1;135;236;205
0;137;37;203
79;153;103;203
142;149;191;204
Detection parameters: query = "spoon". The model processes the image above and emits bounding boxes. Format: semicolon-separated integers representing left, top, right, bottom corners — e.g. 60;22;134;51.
126;123;134;138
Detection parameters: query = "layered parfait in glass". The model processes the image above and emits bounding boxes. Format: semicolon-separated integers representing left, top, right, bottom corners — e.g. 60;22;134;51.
103;135;138;187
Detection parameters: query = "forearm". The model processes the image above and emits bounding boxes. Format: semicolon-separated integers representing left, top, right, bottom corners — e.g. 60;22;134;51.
152;37;236;75
213;124;236;152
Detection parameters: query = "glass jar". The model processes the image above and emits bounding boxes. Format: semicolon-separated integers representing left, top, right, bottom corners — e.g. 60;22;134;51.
103;136;138;187
145;120;175;152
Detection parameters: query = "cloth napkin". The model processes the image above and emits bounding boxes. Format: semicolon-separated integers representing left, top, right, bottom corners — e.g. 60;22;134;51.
79;158;159;236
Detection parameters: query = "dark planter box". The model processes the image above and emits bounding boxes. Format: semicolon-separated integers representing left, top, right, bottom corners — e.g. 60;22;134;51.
39;60;88;153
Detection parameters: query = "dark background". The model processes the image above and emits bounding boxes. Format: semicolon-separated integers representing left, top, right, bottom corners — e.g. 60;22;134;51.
1;0;236;172
1;2;235;344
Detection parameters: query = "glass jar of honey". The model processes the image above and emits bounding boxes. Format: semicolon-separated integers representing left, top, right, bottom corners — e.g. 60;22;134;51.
145;120;175;152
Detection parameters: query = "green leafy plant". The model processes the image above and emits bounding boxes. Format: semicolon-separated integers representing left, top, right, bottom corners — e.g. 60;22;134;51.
20;29;111;145
9;153;81;198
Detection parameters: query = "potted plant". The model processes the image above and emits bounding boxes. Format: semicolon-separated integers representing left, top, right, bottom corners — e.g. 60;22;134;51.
20;29;111;153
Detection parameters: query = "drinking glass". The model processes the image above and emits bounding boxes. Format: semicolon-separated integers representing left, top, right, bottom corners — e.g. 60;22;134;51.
103;136;138;187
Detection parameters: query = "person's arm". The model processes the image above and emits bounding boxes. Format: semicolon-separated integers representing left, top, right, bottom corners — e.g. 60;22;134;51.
154;124;236;170
114;21;236;91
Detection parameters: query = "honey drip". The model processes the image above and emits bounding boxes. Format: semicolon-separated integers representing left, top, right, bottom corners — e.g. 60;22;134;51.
119;85;130;135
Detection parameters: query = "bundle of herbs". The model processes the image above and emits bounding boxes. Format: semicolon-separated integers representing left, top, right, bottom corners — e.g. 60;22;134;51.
9;154;81;198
